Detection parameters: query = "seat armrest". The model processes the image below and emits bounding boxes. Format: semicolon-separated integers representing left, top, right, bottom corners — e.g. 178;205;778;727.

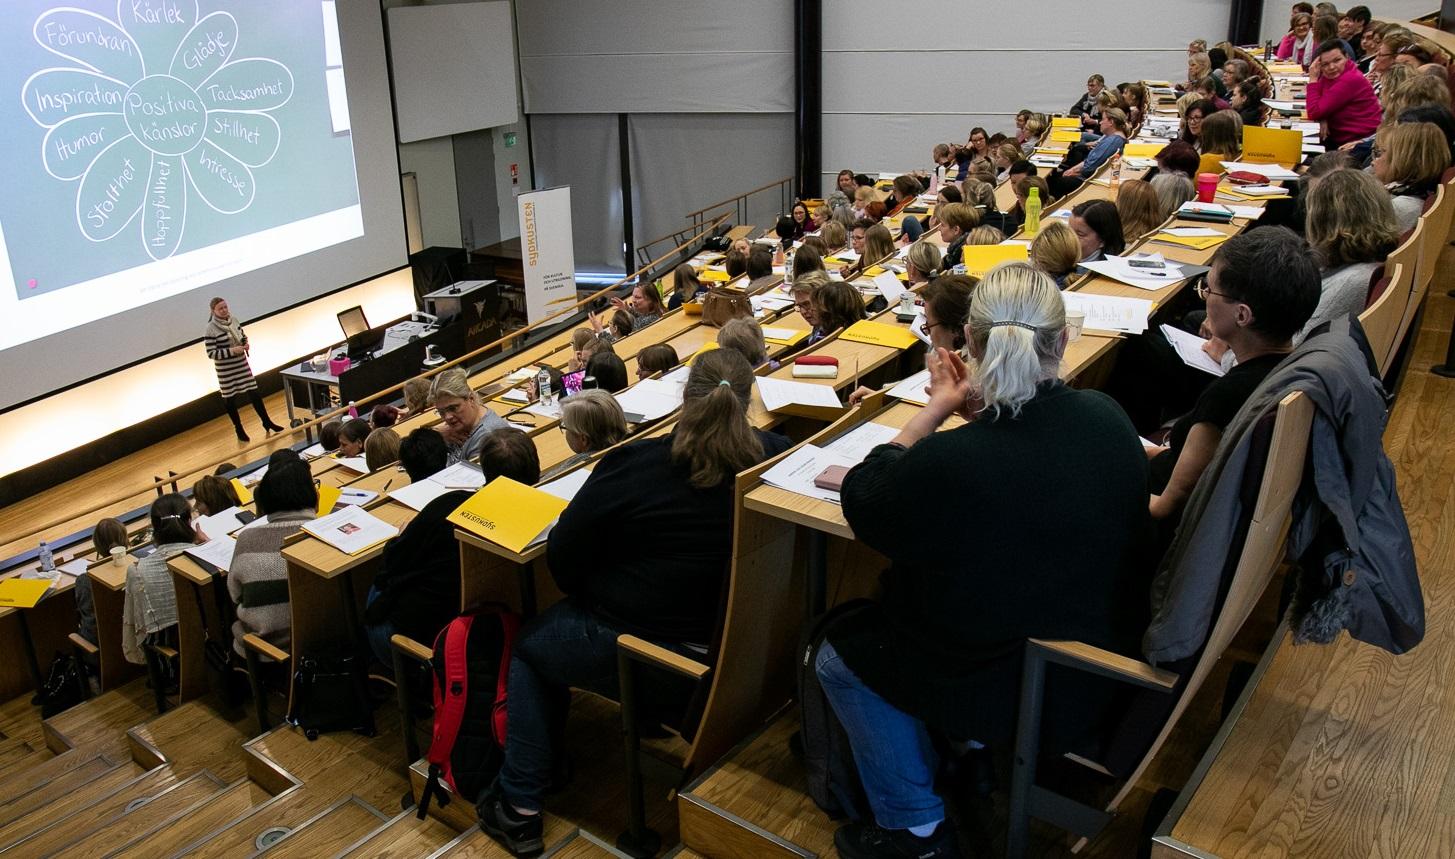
1028;639;1178;692
242;633;289;663
68;633;99;656
617;635;709;680
390;634;433;664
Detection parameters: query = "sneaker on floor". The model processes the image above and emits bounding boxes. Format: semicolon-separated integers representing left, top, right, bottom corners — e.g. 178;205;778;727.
476;790;545;857
833;819;963;859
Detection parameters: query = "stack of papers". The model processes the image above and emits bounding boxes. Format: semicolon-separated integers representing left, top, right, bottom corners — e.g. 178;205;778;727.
185;536;238;572
615;378;684;423
1061;293;1153;334
388;462;484;511
1080;255;1208;291
333;456;369;474
757;377;845;416
197;506;254;539
825;422;901;460
887;369;932;406
538;467;593;502
446;477;570;553
303;505;399;555
238;465;269;487
1151;226;1229;250
759;422;900;504
1219;162;1299;181
338;488;379;507
872;272;907;304
1161;324;1227;376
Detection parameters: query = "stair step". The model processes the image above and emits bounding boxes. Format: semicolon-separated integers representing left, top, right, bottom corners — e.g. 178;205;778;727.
127;700;256;781
677;711;833;857
107;779;280;858
0;691;44;752
37;770;228;857
550;831;636;858
0;749;48;785
179;786;389;858
244;721;411;814
427;820;579;858
0;764;179;853
254;796;390;858
0;754;134;831
0;747;114;807
43;679;157;756
336;809;458;858
0;739;35;774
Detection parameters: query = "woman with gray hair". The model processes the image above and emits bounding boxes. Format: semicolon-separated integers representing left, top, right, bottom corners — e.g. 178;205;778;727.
816;262;1153;857
429;367;510;464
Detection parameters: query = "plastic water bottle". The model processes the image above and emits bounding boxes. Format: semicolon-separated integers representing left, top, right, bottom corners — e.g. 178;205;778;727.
1110;154;1123;190
347;401;358;419
37;541;54;573
1024;187;1042;236
537;367;554;405
784;249;795;285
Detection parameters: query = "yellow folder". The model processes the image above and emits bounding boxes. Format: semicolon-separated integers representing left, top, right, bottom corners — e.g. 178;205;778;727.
447;478;570;555
959;243;1030;277
1151;232;1230;250
1242;126;1303;166
316;484;342;518
230;478;253;507
1051;116;1081;129
839;320;920;350
0;579;52;608
1123;142;1165;158
699;269;731;282
686;341;720;365
1050;129;1082;143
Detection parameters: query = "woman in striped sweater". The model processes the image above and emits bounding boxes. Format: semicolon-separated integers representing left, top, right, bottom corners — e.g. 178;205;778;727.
206;297;284;442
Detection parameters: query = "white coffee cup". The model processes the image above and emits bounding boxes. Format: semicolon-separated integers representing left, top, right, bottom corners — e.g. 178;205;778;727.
110;546;126;566
1065;310;1085;342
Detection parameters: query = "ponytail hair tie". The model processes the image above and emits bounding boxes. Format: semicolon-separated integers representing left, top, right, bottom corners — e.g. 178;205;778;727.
718;379;732;387
989;320;1037;331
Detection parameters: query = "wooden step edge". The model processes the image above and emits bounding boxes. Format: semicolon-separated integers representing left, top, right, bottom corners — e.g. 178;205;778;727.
0;753;127;823
240;732;305;796
102;777;255;858
676;792;815;859
251;795;390;857
328;807;430;859
0;747;116;799
126;723;169;770
558;828;642;857
423;823;587;859
0;763;175;854
407;759;477;831
160;783;305;859
55;770;235;857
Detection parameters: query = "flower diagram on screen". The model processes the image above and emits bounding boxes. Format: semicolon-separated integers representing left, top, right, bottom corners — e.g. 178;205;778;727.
22;2;294;260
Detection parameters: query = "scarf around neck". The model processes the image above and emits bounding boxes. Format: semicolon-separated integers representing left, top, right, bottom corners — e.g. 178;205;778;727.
209;312;245;345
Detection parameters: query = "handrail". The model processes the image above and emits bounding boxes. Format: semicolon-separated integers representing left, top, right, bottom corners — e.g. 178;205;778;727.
684;176;794;236
683;176;794;221
3;212;732;551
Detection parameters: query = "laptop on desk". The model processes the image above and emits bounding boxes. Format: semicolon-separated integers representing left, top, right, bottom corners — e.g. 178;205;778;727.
338;306;386;362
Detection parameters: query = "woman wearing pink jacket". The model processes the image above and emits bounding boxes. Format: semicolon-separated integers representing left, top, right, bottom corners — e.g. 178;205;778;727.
1306;40;1383;147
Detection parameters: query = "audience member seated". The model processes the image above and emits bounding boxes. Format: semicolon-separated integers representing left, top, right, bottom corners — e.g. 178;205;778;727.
608;283;665;333
933;143;971;183
370;404;400;429
821;262;1153;858
1179;99;1217;149
717;317;776;372
365;429;540;666
935;202;978;268
863;200;888;224
476;350;792;854
365;427;402;472
1030;221;1082;288
1231;78;1267;128
1299;169;1400;345
820;220;849;251
122;493;199;666
723;249;748;280
1150;173;1197;219
1020;116;1048;155
585;351;629;394
566;329;596;373
667;263;705;310
1196;110;1243;174
76;518;128;654
905;240;943;288
1279;12;1316;66
1006;176;1052;232
635;343;679;381
544;390;627;480
842;224;896;279
747;246;779;292
791;271;831;345
1069;73;1107;128
319;420;344;453
1373;121;1451;232
961;179;1012;235
1116;179;1165;241
790;204;812;240
227;460;316;659
430;368;510;464
1307;39;1383;147
608;310;635;340
1193;76;1230;111
337;418;371;458
793;244;827;280
1070;200;1126;264
191;474;240;518
992;143;1022;183
1340;5;1371;59
967;225;1006;245
815;281;868;339
402;378;433;417
1147;228;1320;520
1153;140;1201;179
964;127;993;171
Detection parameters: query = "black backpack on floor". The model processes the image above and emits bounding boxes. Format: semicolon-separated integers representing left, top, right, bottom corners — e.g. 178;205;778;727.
795;600;872;821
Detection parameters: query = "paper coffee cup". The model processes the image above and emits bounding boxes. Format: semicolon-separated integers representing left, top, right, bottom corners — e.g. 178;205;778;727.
1065;310;1086;341
110;546;126;566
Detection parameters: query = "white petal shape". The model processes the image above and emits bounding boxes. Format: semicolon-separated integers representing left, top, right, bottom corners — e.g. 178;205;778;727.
76;138;149;242
142;155;187;260
115;0;198;73
43;113;131;181
33;8;142;82
199;58;294;113
184;143;255;214
203;111;280;168
22;67;128;129
169;11;236;88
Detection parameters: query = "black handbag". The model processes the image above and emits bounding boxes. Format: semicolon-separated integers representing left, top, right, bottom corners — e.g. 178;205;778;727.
35;652;88;717
289;653;374;740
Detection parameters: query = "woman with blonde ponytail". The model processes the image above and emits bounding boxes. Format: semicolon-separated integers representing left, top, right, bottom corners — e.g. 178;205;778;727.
817;261;1153;856
481;349;791;848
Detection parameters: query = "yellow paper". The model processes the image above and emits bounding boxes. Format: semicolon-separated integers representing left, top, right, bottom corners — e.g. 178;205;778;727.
0;579;51;608
1051;116;1081;129
824;257;854;267
686;341;720;365
1122;142;1165;158
762;328;810;346
230;478;253;507
699;269;731;282
863;265;887;277
839;320;920;350
316;484;342;518
1033;147;1065;156
958;243;1030;277
1050;129;1082;143
1152;232;1229;250
1241;126;1303;166
446;478;569;555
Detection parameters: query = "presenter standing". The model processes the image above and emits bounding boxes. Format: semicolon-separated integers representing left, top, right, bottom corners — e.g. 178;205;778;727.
206;298;285;442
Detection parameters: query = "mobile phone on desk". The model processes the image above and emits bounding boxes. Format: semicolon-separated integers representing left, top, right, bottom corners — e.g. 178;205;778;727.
813;465;850;492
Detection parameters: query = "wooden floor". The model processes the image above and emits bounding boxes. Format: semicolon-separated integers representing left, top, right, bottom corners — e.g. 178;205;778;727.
0;389;296;561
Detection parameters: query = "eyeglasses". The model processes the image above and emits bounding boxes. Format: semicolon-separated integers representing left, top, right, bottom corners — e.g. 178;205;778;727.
919;320;947;337
435;402;465;419
1194;278;1234;301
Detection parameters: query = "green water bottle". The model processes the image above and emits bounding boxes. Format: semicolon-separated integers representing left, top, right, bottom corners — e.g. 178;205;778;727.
1025;187;1042;236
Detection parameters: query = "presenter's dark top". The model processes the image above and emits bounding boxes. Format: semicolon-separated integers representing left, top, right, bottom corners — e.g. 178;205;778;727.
830;382;1155;747
547;428;792;643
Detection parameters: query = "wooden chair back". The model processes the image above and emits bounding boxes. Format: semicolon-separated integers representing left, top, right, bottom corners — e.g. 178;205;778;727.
1359;262;1412;377
1414;184;1451;299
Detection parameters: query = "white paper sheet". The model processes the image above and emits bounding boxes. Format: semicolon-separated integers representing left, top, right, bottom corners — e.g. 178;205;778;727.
185;536;238;572
1160;227;1223;237
387;479;456;512
197;507;249;539
524;399;563;420
872;272;907;304
337;488;379;507
824;423;901;461
1228;206;1266;220
886;369;932;405
538;467;593;502
1160;324;1228;377
760;445;859;504
302;506;399;555
615;378;685;422
1080;255;1195;291
434;462;487;490
1060;293;1152;334
333;456;370;474
1219;161;1299;181
757;378;845;413
301;443;326;459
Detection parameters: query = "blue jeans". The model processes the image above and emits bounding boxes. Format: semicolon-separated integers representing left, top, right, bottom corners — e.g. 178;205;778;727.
815;640;944;830
364;585;396;669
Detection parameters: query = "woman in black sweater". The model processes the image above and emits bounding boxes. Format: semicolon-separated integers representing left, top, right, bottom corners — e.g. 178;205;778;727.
479;349;791;855
820;263;1154;858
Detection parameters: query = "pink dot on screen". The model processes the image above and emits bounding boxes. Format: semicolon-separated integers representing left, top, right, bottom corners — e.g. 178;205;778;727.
27;279;37;289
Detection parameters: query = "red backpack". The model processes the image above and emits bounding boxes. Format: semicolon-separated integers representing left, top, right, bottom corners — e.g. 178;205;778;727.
415;606;520;818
